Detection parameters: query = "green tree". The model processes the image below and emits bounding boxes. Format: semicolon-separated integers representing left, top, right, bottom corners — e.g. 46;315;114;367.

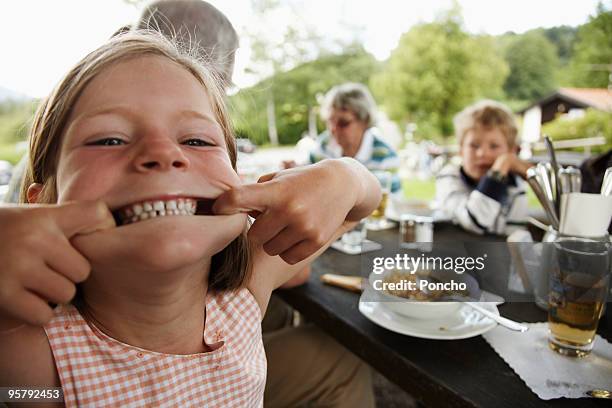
541;26;578;65
243;0;359;145
542;108;612;153
230;49;379;145
567;2;612;88
371;7;508;140
503;31;559;100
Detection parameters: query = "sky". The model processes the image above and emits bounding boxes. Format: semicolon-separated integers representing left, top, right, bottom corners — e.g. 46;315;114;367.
0;0;604;98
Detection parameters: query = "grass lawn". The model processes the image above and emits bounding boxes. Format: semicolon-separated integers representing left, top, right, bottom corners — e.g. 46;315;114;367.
401;177;542;209
0;144;25;165
401;178;436;201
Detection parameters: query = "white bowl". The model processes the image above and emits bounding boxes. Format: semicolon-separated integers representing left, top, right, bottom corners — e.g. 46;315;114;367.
367;269;478;320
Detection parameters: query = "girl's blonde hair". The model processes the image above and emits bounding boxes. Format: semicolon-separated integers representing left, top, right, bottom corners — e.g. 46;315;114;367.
21;31;250;292
453;100;519;148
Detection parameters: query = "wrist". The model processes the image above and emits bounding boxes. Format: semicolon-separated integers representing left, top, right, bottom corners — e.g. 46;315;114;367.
487;169;508;183
328;158;380;221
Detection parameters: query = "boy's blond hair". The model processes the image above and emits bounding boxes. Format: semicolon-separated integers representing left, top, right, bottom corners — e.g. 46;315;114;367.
453;100;519;148
21;31;250;292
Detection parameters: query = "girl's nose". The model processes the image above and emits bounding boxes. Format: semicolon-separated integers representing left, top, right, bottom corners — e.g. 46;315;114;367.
134;137;190;172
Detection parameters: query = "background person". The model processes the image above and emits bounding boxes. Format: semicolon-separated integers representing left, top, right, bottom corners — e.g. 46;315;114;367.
579;149;612;233
286;82;401;194
434;100;532;235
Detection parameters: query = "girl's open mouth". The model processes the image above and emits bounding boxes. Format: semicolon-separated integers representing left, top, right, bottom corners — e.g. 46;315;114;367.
112;198;216;226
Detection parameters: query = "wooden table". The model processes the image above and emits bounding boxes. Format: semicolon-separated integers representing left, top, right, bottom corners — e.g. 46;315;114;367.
277;223;611;407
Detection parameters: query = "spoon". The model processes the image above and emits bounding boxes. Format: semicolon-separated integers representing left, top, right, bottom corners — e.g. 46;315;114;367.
462;301;529;332
544;136;561;211
414;276;529;332
526;167;559;229
601;167;612;196
586;389;612;399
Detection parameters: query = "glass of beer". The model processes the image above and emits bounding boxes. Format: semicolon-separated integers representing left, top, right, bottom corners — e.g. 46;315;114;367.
367;171;393;231
547;235;611;357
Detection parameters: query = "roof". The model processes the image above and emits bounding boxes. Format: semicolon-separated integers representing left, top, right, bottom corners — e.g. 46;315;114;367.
518;88;612;114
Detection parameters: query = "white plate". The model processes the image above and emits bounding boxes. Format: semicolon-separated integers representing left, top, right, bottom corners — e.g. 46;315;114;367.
358;289;499;340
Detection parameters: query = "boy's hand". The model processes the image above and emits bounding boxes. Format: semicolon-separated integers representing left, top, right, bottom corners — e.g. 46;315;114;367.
0;202;115;328
213;159;380;264
491;153;533;179
491;153;515;176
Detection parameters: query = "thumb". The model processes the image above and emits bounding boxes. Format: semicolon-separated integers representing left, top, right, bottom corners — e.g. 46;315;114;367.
55;201;116;238
212;183;272;215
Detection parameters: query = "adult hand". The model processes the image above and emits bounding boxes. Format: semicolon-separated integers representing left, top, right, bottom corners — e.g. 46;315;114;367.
0;202;115;328
213;159;379;264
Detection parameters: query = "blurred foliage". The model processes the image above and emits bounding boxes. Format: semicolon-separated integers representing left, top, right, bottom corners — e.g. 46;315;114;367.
541;26;578;66
3;1;609;156
0;100;36;145
401;178;436;201
370;7;508;141
229;48;380;145
0;143;26;165
503;31;559;100
542;109;612;153
566;2;612;88
232;2;608;147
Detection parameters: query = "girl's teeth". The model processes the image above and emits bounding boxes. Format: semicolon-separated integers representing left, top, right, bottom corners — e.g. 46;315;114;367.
119;198;198;225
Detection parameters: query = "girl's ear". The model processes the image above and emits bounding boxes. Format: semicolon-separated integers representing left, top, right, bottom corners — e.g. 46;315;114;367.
27;183;43;203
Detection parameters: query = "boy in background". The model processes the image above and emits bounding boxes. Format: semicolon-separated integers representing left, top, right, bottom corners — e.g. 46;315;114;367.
435;100;533;235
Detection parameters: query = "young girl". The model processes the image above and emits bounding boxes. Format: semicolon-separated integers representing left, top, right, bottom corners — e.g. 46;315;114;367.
434;100;532;235
0;32;380;407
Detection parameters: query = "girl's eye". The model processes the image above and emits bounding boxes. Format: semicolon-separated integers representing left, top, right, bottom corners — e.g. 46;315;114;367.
86;137;126;146
182;138;214;147
470;143;479;149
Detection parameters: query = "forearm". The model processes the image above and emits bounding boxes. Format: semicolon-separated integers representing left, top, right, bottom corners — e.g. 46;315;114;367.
513;159;534;180
279;265;311;288
321;158;381;221
249;221;354;314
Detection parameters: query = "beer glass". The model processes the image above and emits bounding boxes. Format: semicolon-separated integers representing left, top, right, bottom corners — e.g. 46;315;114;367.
548;235;611;357
367;171;393;231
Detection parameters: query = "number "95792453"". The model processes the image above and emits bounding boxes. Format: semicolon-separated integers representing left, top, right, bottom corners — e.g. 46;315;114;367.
1;387;63;402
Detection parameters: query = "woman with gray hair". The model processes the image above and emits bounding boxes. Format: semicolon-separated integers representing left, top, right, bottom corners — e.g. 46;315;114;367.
310;83;401;192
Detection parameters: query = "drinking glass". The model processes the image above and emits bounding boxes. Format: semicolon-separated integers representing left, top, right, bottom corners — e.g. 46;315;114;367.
367;171;394;231
340;220;368;252
548;235;611;357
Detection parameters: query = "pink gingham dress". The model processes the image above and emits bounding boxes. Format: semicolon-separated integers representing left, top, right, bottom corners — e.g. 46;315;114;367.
43;288;266;407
